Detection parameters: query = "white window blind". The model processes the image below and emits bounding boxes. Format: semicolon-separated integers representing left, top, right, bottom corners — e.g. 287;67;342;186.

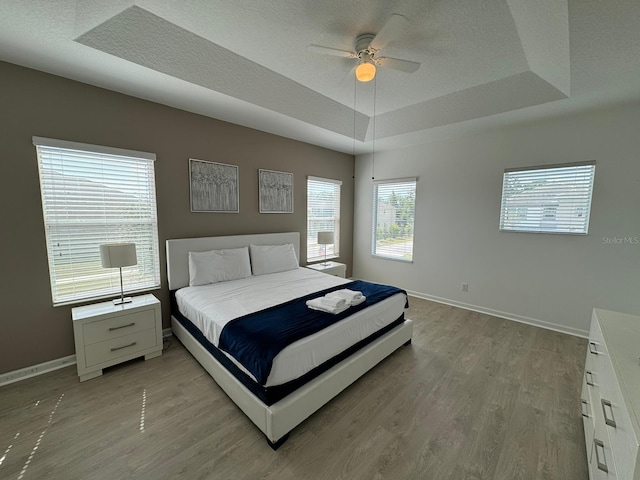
33;137;161;305
499;162;596;234
372;178;417;262
307;176;341;262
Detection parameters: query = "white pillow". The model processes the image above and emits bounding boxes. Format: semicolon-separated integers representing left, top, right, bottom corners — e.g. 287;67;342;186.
188;247;252;286
250;243;299;276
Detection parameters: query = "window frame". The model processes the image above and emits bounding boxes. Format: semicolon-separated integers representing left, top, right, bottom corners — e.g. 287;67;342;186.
372;177;417;263
33;137;161;306
306;176;341;263
499;161;596;235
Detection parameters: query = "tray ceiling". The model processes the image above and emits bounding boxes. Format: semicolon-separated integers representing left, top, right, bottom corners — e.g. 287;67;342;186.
0;0;638;153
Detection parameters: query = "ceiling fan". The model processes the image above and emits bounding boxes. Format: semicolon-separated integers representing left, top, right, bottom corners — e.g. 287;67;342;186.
307;14;421;82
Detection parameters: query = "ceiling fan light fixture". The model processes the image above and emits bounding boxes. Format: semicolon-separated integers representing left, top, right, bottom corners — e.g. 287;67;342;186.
356;61;376;82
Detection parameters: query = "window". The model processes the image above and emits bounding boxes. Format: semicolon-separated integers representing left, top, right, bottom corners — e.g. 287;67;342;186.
34;137;161;305
372;178;417;262
307;176;341;262
499;162;596;234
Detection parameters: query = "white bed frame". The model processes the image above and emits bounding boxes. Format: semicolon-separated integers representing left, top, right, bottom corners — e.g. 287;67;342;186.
166;232;413;448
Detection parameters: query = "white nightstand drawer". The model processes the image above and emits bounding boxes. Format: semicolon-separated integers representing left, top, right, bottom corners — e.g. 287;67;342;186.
83;309;156;345
84;328;158;367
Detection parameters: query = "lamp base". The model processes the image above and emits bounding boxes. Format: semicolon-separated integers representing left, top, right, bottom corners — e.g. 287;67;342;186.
113;297;132;305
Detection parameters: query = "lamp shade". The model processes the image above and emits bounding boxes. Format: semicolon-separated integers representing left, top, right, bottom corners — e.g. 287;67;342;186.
317;231;334;245
100;243;137;268
355;61;376;82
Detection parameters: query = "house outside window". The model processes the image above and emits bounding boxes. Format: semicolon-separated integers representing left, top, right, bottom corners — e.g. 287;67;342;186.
499;161;596;234
372;178;417;262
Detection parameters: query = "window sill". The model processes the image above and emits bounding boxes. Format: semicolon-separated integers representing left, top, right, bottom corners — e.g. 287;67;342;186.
371;255;413;263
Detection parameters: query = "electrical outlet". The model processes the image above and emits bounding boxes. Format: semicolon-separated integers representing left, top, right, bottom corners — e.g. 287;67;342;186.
461;283;469;292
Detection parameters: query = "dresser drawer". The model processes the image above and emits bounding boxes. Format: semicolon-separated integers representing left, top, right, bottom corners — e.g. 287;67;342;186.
583;309;640;480
588;314;609;359
589;438;618;480
589;320;639;480
598;374;639;480
84;328;158;367
586;320;615;391
83;309;156;345
582;373;595;457
592;402;619;480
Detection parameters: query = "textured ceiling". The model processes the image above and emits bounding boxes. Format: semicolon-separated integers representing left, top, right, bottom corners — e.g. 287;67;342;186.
0;0;638;153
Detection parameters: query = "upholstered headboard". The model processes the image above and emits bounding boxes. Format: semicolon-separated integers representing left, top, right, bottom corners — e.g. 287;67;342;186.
165;232;301;290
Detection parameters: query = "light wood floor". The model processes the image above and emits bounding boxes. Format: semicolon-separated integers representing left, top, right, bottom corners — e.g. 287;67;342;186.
0;297;588;479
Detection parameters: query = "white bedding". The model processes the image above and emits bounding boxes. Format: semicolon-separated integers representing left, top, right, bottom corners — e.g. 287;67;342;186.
175;267;407;387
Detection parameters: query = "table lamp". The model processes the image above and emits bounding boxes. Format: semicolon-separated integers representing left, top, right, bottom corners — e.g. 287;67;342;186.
317;231;334;266
100;243;137;305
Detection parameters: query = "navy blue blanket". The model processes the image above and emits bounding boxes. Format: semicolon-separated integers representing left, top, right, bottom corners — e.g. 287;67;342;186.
218;280;407;385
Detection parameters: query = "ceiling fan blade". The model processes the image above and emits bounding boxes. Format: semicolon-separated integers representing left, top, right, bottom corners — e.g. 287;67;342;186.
307;44;356;58
370;14;409;50
339;65;358;88
377;56;421;73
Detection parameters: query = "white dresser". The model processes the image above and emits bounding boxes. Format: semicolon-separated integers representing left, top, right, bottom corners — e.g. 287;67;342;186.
72;294;162;381
582;308;640;479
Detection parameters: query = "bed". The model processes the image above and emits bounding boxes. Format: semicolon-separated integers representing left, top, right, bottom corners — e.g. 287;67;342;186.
166;232;413;449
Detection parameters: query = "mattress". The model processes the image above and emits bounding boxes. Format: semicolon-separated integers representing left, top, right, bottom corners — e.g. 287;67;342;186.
175;267;407;387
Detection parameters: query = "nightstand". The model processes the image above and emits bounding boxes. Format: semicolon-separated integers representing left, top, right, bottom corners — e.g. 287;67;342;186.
71;294;162;382
306;261;347;278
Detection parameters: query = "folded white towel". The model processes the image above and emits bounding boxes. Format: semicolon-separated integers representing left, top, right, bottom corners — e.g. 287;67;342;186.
306;298;350;315
350;295;366;306
320;296;347;309
326;289;365;305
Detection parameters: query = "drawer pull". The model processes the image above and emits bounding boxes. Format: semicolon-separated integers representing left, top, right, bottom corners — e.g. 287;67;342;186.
585;370;594;386
588;341;598;355
110;342;137;352
594;438;608;473
601;399;617;428
108;322;136;331
581;399;589;418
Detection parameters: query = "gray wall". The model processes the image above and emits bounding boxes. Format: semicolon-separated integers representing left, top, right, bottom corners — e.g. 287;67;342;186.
0;61;354;374
354;103;640;336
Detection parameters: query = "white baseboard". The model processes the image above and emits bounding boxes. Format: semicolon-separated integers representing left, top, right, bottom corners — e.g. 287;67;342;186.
1;329;174;387
405;289;589;339
0;294;585;388
0;355;76;387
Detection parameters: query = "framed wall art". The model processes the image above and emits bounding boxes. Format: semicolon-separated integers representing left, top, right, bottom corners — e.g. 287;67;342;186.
189;159;239;213
259;169;293;213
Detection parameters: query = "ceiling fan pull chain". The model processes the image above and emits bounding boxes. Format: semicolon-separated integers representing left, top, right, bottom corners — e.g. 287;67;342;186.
372;76;377;181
